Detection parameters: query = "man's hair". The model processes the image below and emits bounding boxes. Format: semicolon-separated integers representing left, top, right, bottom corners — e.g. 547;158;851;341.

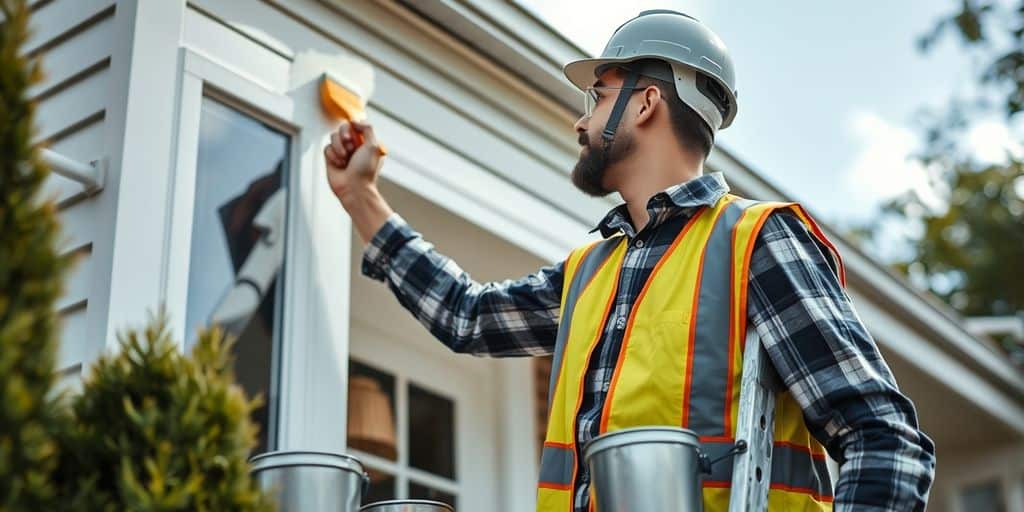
617;60;714;160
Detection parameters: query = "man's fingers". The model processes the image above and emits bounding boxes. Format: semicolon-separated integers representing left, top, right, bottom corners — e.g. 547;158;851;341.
324;145;343;167
331;130;343;153
352;120;379;148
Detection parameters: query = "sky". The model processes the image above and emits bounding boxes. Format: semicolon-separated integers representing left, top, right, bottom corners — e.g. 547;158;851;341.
514;0;1023;235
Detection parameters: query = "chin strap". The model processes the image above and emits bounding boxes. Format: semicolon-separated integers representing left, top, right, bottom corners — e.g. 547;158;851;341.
601;66;641;144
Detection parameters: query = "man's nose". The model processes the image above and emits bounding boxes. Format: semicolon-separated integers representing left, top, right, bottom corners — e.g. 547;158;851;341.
573;115;587;136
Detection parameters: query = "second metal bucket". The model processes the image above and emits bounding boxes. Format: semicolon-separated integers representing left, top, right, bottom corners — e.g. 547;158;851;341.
250;451;369;511
583;427;705;512
360;499;454;512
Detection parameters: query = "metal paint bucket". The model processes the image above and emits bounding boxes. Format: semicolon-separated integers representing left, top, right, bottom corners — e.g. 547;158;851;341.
583;427;705;512
360;499;455;512
250;451;369;512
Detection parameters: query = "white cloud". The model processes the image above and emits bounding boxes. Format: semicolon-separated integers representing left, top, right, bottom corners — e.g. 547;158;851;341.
966;119;1024;164
841;110;945;213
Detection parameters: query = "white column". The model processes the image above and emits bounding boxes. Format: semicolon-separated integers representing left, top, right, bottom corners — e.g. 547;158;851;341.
101;0;187;346
275;71;354;452
496;358;540;511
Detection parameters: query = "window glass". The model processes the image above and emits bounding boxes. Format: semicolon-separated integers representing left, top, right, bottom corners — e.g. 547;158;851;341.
408;384;455;479
186;96;290;453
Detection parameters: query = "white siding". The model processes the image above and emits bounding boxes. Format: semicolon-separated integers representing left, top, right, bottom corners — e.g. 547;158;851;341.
29;0;119;378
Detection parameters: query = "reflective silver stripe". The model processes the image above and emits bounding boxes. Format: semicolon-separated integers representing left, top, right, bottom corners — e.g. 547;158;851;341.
769;444;834;498
702;440;741;482
547;236;625;413
701;440;833;499
539;237;624;491
687;199;754;435
538;444;576;486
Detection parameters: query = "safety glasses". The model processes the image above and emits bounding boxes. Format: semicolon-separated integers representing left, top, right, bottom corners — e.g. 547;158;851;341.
583;86;645;118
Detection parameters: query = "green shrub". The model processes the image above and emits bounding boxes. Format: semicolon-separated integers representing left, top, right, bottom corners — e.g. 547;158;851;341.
55;311;275;512
0;0;73;509
2;1;272;509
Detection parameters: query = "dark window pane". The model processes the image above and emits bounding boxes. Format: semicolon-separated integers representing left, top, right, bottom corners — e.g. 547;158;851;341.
361;469;396;505
961;480;1005;512
348;360;398;461
408;384;455;479
409;481;456;509
186;96;290;454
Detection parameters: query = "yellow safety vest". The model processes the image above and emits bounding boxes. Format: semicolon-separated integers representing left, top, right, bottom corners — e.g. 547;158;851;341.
537;194;846;512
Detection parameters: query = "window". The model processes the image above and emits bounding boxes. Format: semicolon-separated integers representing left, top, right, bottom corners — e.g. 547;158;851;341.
184;96;290;453
960;480;1006;512
348;359;459;508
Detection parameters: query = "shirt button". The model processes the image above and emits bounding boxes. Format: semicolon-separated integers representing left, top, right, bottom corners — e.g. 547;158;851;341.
634;239;644;248
615;316;627;329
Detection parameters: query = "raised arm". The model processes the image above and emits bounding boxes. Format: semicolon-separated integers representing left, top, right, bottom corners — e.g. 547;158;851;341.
325;120;563;357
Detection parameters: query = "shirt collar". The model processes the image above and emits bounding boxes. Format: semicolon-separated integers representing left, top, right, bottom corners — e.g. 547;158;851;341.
588;171;731;239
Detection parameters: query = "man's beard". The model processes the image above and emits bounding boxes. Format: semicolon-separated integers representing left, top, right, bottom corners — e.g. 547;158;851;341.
571;128;635;197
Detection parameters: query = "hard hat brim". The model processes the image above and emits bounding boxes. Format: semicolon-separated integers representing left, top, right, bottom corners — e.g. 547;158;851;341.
563;57;664;91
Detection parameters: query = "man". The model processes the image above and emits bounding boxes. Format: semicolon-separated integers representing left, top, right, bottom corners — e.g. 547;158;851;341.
324;9;935;512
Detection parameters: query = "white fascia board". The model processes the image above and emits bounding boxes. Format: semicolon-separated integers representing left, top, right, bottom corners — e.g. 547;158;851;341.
391;0;587;113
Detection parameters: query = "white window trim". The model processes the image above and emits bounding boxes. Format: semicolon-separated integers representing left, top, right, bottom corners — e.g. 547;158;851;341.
166;31;363;454
163;47;300;452
164;47;297;343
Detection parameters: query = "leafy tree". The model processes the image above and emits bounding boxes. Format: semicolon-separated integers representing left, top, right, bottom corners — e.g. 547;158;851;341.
869;0;1024;361
0;0;74;508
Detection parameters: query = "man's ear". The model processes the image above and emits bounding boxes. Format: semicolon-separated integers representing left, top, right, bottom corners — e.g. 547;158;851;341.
635;85;661;125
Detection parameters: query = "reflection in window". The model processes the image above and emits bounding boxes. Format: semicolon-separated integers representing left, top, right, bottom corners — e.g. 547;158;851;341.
347;360;459;505
186;96;290;453
348;360;398;461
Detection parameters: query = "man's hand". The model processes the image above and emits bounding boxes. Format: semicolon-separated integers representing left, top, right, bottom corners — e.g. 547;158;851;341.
324;119;385;203
323;119;394;244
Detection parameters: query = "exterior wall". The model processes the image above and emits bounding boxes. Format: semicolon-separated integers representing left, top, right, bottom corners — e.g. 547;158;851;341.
30;0;132;389
931;442;1024;512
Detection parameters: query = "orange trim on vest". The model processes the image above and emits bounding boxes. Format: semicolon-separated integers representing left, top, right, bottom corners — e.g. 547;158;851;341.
681;199;735;428
598;206;710;433
568;245;626;510
770;483;836;503
725;204;778;435
789;204;846;286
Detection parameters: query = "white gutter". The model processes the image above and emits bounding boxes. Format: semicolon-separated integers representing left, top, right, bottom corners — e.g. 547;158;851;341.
966;315;1024;342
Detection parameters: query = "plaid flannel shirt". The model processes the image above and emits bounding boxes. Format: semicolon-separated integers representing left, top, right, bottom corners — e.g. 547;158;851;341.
360;172;936;511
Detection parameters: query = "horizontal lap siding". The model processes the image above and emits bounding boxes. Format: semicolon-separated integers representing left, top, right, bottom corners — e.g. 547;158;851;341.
29;0;118;384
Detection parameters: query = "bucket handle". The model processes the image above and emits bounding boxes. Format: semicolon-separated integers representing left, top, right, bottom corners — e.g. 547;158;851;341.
698;440;748;475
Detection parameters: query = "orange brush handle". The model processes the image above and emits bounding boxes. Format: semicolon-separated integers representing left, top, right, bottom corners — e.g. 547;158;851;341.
320;77;388;156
